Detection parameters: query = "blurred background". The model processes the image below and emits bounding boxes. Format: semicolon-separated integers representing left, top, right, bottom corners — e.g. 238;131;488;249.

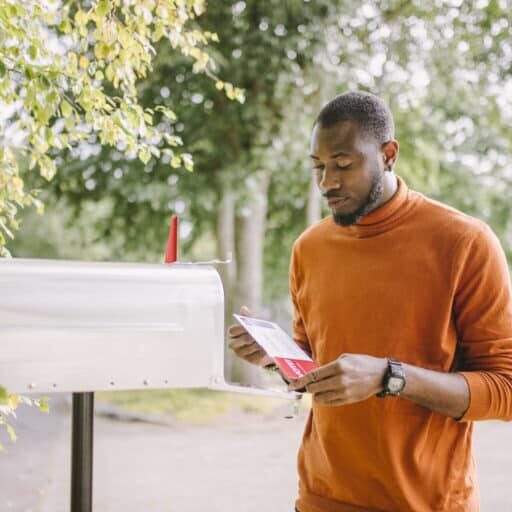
10;0;512;322
2;1;512;509
8;0;512;385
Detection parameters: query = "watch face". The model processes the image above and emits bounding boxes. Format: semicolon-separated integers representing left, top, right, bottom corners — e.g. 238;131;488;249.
388;376;405;393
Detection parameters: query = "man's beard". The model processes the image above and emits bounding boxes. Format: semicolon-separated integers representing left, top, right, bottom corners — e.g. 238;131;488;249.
332;171;384;227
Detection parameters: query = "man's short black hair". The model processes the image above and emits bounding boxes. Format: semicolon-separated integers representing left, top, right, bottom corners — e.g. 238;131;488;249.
314;91;394;146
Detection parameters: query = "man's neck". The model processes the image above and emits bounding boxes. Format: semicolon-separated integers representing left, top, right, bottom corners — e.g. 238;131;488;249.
371;172;398;213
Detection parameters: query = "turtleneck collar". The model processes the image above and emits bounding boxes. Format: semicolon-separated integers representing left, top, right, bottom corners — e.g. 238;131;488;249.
328;175;415;238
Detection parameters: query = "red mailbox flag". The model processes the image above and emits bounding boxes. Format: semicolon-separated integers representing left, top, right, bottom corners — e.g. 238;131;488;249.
164;215;179;263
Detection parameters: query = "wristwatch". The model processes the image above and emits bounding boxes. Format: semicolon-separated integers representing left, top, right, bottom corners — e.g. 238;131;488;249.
376;358;406;397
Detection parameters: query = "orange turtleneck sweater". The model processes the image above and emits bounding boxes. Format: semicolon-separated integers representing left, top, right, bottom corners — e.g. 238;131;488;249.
290;176;512;512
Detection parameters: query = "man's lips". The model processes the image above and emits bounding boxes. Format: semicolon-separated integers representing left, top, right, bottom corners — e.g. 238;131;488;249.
326;196;351;208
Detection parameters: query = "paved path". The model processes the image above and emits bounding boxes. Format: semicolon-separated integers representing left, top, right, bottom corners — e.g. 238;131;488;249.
1;394;511;511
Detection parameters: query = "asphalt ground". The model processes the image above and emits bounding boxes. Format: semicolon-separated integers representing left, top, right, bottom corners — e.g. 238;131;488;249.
0;394;510;512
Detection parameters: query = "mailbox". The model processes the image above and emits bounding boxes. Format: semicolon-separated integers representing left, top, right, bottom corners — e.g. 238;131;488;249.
0;217;302;512
1;256;298;512
0;257;289;397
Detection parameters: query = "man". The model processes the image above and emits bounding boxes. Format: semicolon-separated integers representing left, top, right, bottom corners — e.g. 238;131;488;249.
228;91;512;511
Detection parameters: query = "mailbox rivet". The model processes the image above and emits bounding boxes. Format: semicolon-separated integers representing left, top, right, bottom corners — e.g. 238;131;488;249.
53;384;57;388
164;380;169;384
143;379;149;386
28;383;35;389
110;381;115;386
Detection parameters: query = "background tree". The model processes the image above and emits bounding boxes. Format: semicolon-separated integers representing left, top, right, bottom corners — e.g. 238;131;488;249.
0;0;244;448
0;0;243;256
9;0;512;385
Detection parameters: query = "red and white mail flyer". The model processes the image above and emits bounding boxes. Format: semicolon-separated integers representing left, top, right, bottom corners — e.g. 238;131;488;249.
233;314;318;380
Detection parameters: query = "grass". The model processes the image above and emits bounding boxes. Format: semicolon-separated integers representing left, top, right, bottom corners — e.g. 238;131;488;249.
96;388;310;423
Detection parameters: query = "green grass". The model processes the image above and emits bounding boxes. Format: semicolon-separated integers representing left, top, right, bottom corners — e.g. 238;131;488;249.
96;388;307;423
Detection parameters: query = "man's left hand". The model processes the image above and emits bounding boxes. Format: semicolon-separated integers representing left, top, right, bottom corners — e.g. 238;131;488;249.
287;354;387;406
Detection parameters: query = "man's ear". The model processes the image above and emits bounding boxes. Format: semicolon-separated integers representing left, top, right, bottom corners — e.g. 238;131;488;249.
382;140;399;169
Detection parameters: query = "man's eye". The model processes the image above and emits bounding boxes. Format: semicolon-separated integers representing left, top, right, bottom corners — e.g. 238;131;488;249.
336;162;352;170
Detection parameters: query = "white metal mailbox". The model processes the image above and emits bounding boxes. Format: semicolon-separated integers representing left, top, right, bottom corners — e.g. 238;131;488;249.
0;227;299;512
0;258;287;397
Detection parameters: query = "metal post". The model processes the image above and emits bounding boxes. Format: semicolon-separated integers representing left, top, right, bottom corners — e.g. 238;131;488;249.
71;392;94;512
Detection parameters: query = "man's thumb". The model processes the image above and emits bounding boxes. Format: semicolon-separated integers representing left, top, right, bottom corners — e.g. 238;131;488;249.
240;305;254;317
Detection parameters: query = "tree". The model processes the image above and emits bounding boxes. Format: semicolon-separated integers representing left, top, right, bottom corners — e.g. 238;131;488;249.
0;0;244;257
19;0;339;381
9;0;512;383
0;0;244;448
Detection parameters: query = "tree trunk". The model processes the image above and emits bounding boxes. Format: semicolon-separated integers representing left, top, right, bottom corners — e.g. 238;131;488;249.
216;187;237;302
230;169;270;385
307;175;322;226
216;187;238;381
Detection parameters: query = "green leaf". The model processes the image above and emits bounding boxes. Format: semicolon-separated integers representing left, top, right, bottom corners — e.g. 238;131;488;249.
24;66;35;80
0;387;8;404
59;19;73;34
96;0;110;18
39;397;50;414
94;42;110;60
6;424;17;442
0;61;6;78
38;75;51;90
64;114;75;130
39;157;57;181
29;45;38;60
155;106;177;121
138;148;151;164
182;153;193;171
8;394;18;409
61;100;73;117
75;9;88;26
170;155;181;168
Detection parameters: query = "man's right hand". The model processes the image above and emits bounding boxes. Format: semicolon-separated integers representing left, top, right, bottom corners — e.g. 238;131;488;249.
227;306;274;368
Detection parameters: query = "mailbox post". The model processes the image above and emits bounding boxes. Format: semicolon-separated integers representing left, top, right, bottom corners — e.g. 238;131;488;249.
71;392;94;511
0;256;296;511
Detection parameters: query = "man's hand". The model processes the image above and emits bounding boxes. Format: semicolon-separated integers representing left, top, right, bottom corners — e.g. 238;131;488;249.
287;353;387;406
227;306;274;368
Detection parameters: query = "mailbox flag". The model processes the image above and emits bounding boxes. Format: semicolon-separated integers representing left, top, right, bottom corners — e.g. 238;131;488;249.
164;215;179;263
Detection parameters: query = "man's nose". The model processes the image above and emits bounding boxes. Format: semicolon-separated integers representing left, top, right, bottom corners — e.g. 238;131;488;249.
319;167;342;192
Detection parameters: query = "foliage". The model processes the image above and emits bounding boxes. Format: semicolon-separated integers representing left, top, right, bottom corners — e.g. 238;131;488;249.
0;0;244;256
0;386;49;452
15;0;337;263
5;1;512;428
6;0;512;350
263;0;512;297
21;1;512;299
0;0;245;448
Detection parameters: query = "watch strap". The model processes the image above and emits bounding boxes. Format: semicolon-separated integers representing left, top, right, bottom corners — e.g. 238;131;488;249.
376;358;405;397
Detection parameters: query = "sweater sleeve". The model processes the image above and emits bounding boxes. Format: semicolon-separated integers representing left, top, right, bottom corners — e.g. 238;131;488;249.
453;223;512;422
289;243;311;356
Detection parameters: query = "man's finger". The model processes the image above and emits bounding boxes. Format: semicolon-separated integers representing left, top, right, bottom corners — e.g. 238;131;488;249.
228;324;247;338
306;375;342;395
245;352;268;365
237;344;265;358
313;390;339;404
240;305;254;317
287;360;341;391
228;335;256;350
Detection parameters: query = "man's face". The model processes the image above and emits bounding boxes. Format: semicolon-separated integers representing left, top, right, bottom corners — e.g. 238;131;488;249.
309;120;386;226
